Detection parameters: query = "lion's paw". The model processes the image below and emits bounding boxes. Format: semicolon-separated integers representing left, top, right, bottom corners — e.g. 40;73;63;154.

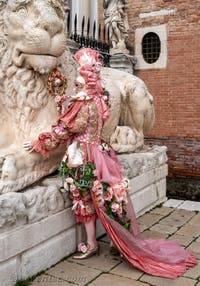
0;154;17;180
110;126;144;153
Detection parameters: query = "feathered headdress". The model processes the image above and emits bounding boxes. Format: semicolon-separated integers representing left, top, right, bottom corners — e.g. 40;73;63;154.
74;48;102;67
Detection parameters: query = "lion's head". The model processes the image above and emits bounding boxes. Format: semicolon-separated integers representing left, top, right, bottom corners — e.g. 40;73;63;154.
0;0;68;74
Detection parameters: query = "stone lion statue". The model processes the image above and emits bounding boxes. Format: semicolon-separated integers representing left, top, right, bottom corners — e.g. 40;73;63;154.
0;0;154;193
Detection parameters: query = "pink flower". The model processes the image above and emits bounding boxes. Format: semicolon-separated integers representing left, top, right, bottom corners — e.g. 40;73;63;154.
116;204;123;216
104;186;113;201
93;169;98;177
70;184;77;191
66;177;74;184
78;243;88;253
92;180;103;192
70;187;80;198
111;202;120;213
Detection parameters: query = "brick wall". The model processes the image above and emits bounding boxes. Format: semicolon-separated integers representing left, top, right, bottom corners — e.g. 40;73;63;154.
145;137;200;179
98;1;200;178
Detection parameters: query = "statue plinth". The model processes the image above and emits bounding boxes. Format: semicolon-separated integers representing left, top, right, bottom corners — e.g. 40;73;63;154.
109;53;136;74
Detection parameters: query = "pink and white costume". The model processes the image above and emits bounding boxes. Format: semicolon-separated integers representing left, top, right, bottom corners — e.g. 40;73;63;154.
33;48;196;279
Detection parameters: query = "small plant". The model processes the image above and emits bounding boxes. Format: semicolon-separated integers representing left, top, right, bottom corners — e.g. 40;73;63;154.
15;279;31;286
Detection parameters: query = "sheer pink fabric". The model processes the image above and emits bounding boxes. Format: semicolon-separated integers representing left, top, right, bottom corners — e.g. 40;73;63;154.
92;195;196;279
91;144;124;185
89;144;196;278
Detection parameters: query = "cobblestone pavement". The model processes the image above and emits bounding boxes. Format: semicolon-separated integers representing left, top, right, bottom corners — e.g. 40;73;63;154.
31;199;200;286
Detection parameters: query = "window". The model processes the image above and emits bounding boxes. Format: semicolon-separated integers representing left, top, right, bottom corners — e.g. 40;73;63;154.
142;32;161;64
135;25;167;70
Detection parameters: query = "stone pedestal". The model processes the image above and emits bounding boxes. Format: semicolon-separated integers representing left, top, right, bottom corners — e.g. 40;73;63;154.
109;53;136;74
0;146;167;286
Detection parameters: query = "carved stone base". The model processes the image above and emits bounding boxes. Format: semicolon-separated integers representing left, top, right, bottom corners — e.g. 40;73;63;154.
109;53;136;74
0;146;167;286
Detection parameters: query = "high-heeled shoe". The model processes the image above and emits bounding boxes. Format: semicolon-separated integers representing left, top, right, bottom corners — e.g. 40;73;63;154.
73;243;99;259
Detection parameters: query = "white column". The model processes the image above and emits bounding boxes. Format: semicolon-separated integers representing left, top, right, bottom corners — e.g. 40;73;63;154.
89;0;98;38
71;0;90;34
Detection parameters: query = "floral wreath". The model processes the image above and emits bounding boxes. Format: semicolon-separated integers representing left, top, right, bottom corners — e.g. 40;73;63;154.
47;69;67;97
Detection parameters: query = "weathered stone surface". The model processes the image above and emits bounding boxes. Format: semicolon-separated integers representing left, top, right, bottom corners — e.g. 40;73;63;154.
0;177;70;233
130;185;158;214
119;146;167;179
159;209;195;227
140;274;196;286
129;163;168;194
168;234;195;247
151;206;173;216
141;230;168;239
21;228;76;280
0;257;18;286
138;213;163;227
0;192;28;232
188;213;200;226
187;242;200;259
183;260;200;279
163;199;184;208
0;208;75;262
31;275;73;286
176;225;200;238
150;223;178;235
177;201;200;211
88;273;147;286
46;261;101;286
110;261;144;280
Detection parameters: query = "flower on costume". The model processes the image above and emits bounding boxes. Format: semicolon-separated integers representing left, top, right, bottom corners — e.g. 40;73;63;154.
78;242;88;253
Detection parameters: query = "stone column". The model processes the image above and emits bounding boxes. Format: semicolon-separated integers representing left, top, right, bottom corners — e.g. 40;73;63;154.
71;0;90;34
89;0;98;38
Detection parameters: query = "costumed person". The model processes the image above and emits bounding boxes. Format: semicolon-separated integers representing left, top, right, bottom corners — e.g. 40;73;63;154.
23;48;196;279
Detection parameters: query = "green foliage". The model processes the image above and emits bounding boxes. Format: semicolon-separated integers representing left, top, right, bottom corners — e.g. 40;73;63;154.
15;280;31;286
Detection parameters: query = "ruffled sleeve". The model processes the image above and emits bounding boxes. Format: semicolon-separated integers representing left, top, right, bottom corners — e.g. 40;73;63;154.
33;101;85;157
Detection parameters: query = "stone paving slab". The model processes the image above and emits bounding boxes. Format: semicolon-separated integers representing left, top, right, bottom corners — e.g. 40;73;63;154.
159;209;195;227
110;260;144;280
140;274;197;286
177;201;200;211
88;273;147;286
163;199;184;208
176;224;200;238
141;230;168;239
31;274;74;286
150;223;178;235
183;259;200;279
46;261;101;286
150;206;173;216
187;242;200;259
188;213;200;226
68;242;121;272
138;213;163;227
168;234;195;247
197;236;200;243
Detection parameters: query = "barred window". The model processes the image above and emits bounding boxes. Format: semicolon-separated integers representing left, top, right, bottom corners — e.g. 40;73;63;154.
142;32;161;64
